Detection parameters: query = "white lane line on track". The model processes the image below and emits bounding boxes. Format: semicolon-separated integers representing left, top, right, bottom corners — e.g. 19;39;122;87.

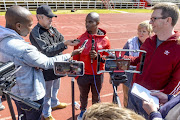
110;10;129;13
67;90;123;105
0;115;18;120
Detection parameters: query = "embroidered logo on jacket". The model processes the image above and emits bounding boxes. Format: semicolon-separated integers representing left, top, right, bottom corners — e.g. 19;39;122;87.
98;45;103;49
164;50;170;55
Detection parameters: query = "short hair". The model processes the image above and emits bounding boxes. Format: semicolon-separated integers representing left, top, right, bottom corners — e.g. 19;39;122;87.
5;6;32;29
138;20;152;35
86;12;100;23
82;102;145;120
152;2;179;26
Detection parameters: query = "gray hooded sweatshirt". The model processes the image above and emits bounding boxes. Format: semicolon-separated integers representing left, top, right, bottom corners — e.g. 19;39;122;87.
0;26;70;101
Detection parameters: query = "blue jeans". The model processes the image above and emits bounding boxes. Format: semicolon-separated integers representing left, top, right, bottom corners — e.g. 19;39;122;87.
14;98;44;120
42;78;60;118
127;87;149;119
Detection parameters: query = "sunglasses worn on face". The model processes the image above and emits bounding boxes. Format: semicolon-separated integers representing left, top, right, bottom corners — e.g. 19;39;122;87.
150;17;167;22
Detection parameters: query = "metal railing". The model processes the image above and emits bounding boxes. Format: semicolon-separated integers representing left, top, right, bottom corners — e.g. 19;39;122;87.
0;1;146;11
149;0;180;7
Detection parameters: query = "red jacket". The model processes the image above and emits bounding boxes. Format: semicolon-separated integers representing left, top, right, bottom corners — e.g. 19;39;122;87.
73;28;111;75
132;31;180;95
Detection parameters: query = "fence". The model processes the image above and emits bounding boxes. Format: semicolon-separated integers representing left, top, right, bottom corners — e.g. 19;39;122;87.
149;0;180;7
0;1;146;11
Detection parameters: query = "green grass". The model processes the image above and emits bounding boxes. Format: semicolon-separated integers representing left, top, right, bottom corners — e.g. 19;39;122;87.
38;9;153;14
116;9;152;13
31;9;122;14
0;12;5;15
0;9;152;16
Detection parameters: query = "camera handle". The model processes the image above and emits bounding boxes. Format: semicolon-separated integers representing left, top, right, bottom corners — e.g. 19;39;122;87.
3;90;42;120
4;91;42;110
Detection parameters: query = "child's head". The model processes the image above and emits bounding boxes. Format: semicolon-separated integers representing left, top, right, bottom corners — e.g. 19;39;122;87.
137;20;152;43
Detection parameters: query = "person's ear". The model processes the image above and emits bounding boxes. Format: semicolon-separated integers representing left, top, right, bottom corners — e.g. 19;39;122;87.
37;14;43;20
36;14;39;20
166;17;172;25
15;22;22;32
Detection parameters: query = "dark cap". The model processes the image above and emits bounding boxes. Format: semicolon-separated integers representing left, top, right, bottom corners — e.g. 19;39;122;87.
37;5;57;18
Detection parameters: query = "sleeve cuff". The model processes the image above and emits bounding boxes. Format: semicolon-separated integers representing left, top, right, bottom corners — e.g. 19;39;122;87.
168;95;174;101
149;111;162;120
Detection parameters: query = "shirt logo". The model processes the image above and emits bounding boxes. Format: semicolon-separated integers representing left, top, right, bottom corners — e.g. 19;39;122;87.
98;45;103;49
164;50;170;55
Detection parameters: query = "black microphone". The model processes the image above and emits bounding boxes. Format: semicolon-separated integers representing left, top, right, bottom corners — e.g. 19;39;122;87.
139;53;146;74
91;37;95;64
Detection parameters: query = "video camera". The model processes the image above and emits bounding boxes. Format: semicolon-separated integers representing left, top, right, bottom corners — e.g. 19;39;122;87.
97;49;146;74
96;49;146;107
54;60;84;77
0;62;18;95
0;61;42;120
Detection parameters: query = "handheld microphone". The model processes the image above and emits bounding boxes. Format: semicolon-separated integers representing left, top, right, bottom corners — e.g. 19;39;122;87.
91;37;95;64
139;52;146;74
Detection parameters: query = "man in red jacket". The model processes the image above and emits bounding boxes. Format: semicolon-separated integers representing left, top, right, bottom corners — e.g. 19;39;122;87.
73;12;111;120
127;2;180;119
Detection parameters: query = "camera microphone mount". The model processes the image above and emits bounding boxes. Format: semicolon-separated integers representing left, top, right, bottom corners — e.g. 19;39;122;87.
54;60;85;120
97;49;147;74
97;49;147;107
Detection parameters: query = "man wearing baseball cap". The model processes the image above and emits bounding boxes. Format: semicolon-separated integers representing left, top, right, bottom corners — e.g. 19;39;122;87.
36;5;57;18
30;5;80;120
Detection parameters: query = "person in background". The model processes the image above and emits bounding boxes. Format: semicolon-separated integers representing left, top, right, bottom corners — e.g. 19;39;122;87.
83;102;145;120
127;2;180;119
73;12;111;120
142;91;180;120
29;5;80;120
0;5;83;120
0;98;5;111
122;20;152;107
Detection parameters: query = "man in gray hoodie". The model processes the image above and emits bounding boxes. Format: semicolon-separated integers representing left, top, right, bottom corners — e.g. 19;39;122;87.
0;5;82;120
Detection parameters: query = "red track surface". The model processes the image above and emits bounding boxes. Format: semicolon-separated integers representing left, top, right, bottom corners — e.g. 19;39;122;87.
0;13;180;120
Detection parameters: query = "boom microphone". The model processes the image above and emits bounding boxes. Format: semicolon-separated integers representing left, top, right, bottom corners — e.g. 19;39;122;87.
91;37;95;64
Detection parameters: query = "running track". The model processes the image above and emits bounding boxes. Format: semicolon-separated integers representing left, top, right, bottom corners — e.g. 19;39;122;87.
0;12;180;120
